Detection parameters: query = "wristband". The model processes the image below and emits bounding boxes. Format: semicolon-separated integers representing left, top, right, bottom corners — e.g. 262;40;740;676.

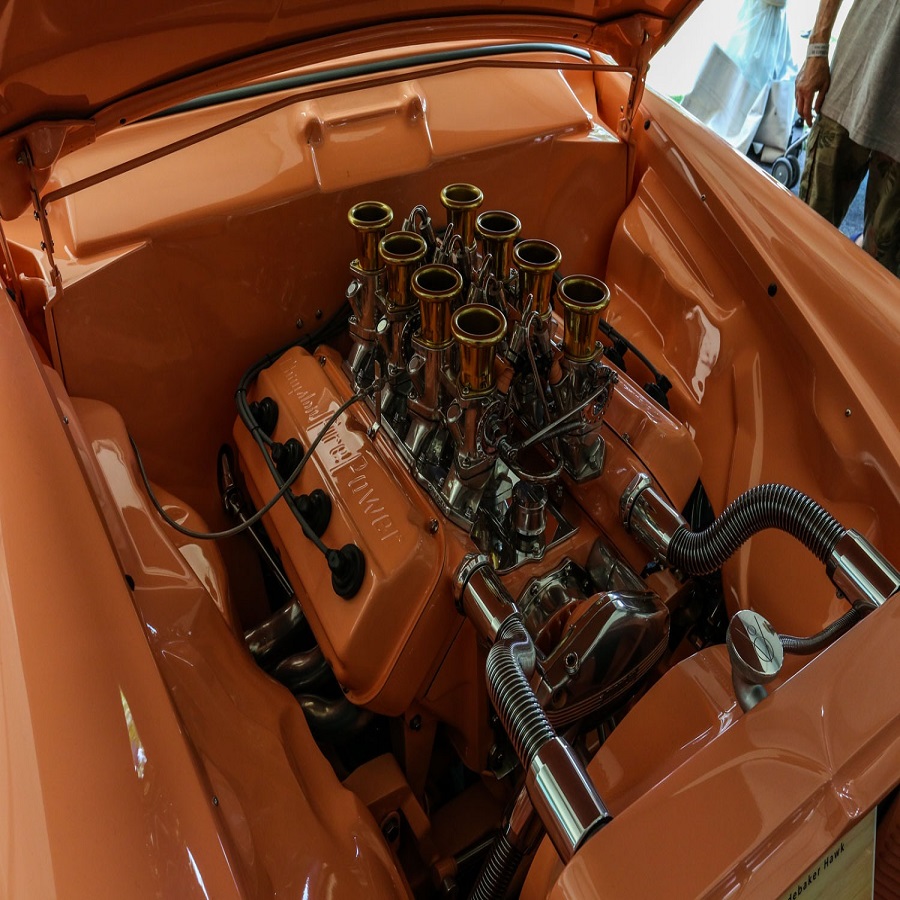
807;42;830;58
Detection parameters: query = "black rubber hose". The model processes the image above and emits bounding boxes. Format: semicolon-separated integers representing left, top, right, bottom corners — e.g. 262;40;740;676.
667;484;845;576
779;605;862;655
484;618;555;767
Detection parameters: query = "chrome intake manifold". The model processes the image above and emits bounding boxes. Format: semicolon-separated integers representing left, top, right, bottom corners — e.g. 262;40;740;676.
342;185;618;570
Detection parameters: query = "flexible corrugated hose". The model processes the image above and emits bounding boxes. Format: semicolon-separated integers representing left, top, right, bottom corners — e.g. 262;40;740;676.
667;484;845;575
778;605;862;655
484;618;555;766
469;834;524;900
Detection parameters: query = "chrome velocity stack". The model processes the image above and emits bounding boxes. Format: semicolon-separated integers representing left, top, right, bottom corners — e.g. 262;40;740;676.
556;274;610;363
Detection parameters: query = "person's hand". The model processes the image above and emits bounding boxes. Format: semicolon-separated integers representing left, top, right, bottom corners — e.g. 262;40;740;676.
795;57;831;126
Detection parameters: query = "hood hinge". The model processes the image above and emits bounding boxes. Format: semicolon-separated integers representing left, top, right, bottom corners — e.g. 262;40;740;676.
18;144;63;296
617;30;653;144
17;145;66;375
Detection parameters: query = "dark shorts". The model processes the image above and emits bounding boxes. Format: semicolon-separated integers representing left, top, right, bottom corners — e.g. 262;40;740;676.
800;114;900;277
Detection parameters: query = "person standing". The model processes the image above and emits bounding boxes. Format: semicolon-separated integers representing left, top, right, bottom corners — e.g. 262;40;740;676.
795;0;899;276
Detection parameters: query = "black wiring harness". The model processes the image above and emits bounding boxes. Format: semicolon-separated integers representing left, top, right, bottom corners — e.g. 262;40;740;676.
132;302;370;598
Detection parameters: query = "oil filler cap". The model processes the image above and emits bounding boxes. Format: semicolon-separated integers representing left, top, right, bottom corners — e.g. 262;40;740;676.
726;609;783;686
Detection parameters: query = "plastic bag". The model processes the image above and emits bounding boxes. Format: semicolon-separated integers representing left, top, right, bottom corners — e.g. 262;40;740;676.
726;0;794;88
683;0;795;154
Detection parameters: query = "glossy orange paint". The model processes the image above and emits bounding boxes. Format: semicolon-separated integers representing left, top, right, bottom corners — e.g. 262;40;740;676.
0;0;696;136
235;346;462;713
0;299;244;898
23;336;411;898
524;597;900;898
0;12;896;900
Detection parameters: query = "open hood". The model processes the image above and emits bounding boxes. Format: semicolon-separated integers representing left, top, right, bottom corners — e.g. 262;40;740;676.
0;0;698;218
0;0;701;139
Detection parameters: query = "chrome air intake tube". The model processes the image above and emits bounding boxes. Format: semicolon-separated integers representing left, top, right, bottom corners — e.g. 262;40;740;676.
622;476;900;611
667;484;844;573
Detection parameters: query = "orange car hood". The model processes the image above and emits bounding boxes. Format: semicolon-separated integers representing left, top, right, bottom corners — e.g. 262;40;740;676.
0;0;697;130
0;0;697;194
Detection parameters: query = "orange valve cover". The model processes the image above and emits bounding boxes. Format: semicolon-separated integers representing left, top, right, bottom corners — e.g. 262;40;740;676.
233;346;462;714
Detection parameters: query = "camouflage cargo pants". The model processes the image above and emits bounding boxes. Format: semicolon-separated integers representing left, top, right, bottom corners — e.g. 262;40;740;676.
800;114;900;278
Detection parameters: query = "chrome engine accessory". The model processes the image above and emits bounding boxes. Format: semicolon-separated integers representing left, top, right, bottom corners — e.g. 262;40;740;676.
337;185;618;566
621;476;900;610
726;610;783;712
455;555;611;862
518;556;669;728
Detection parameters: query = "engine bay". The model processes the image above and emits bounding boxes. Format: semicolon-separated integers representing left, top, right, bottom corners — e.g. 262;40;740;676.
6;45;900;899
224;184;717;888
221;181;899;893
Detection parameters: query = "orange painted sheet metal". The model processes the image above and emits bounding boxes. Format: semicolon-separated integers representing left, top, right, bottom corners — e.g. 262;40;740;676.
35;64;626;535
525;597;900;899
0;297;245;899
45;66;606;259
602;368;702;512
51;357;410;899
603;90;900;636
0;0;693;143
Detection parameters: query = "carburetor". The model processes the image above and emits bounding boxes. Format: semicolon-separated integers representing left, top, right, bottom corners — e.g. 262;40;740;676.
343;185;618;572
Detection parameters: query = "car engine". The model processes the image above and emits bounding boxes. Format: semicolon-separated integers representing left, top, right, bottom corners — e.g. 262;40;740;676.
227;183;900;895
